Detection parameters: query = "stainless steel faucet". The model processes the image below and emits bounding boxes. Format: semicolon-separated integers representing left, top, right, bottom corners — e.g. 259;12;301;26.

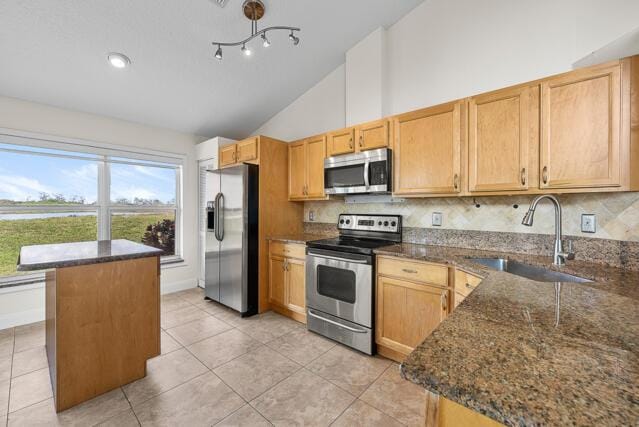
521;195;574;265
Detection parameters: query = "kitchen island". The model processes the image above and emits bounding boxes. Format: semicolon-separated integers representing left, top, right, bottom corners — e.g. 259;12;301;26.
18;239;163;412
374;243;639;426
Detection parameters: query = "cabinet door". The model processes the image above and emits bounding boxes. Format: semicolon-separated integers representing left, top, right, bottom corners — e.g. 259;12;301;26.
376;276;448;355
269;256;286;307
357;119;389;152
237;137;258;162
306;136;327;198
393;101;463;195
219;144;237;167
286;258;306;314
469;87;534;192
288;141;307;200
327;128;355;157
540;63;621;189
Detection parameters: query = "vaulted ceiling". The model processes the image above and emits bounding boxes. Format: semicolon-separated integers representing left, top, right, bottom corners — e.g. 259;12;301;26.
0;0;423;139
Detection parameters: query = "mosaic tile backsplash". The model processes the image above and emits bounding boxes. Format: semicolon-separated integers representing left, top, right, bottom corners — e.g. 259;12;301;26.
304;192;639;242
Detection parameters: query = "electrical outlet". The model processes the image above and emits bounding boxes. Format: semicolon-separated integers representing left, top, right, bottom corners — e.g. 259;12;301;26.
308;210;315;222
432;212;443;227
581;214;596;233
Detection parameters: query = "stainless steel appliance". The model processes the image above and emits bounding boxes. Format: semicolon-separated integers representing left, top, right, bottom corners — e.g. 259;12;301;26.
324;148;391;195
306;214;402;354
204;164;259;316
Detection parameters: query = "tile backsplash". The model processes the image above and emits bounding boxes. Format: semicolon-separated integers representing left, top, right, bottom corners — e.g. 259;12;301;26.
305;192;639;242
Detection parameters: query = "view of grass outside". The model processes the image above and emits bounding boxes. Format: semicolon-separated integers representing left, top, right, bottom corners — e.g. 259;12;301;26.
0;212;175;277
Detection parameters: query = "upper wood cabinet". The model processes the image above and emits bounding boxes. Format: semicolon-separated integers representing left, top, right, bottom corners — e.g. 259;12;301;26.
356;119;390;151
327;127;355;157
237;137;259;162
218;137;259;168
393;101;464;196
219;144;237;168
540;62;622;189
468;86;538;192
288;135;327;200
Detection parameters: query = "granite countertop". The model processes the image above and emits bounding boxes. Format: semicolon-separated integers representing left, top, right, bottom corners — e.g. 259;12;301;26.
375;243;639;426
267;233;336;244
17;239;163;271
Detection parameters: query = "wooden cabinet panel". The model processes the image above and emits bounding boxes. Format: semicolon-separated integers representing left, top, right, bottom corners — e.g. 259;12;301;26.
269;256;286;307
454;269;482;298
237;137;258;162
286;259;305;314
376;276;448;355
377;257;448;286
219;144;237;167
288;141;307;199
327;128;355;157
306;136;327;198
469;86;535;192
357;119;389;151
541;63;621;188
393;101;463;195
270;241;306;259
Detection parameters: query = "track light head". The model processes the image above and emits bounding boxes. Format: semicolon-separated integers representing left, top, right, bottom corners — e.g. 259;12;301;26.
289;31;300;46
215;45;223;60
241;43;252;56
261;33;271;47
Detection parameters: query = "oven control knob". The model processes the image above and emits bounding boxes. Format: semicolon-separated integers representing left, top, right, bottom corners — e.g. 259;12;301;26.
378;221;382;226
383;221;389;226
345;219;351;225
339;219;344;225
391;221;397;227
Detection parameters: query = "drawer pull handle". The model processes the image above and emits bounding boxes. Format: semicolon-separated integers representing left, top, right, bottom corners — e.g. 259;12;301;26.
521;168;526;185
465;282;473;288
402;268;418;274
441;294;448;311
542;166;548;184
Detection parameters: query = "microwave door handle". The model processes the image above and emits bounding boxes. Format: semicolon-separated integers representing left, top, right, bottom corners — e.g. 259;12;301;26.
364;160;370;190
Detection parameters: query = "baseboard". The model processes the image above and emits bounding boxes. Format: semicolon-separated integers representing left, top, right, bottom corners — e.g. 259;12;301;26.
161;277;199;295
0;308;45;331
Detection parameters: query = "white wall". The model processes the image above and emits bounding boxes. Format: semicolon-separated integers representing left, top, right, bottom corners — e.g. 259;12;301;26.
345;27;386;126
252;65;345;141
253;0;639;139
0;95;206;328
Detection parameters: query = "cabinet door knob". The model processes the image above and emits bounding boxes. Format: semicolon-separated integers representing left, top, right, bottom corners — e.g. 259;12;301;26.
453;174;459;190
359;135;363;148
542;166;548;184
349;137;353;150
441;293;448;311
521;168;526;185
465;282;472;289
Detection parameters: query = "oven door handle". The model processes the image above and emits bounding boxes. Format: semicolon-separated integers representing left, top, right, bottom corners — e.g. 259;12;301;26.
308;310;368;334
307;252;369;264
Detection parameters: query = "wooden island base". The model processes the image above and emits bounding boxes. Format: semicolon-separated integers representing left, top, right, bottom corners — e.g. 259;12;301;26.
46;256;160;412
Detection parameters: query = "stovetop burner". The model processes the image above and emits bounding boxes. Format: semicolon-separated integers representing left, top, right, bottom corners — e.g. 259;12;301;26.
307;214;402;255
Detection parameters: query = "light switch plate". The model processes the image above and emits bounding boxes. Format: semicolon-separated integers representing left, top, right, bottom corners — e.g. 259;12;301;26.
308;210;315;222
581;214;596;233
432;212;443;227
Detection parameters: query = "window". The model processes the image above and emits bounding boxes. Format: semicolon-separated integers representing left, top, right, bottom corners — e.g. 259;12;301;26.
0;132;183;285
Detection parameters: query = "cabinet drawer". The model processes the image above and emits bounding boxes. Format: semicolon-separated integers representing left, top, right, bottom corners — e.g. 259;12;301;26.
270;241;306;259
377;257;448;286
454;269;482;297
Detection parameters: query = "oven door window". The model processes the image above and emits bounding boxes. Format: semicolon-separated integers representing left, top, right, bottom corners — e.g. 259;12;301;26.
325;164;365;188
316;265;356;304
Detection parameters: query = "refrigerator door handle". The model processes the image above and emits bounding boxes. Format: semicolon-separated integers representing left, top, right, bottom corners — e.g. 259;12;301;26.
218;193;225;241
214;192;222;241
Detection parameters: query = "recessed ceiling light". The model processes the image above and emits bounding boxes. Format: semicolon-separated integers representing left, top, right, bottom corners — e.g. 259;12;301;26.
107;52;131;69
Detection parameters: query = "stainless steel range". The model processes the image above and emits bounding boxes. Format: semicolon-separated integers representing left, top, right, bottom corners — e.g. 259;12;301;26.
305;214;402;354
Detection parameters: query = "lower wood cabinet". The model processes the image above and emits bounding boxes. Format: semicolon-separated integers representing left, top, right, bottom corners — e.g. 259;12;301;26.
453;269;482;308
376;256;450;362
268;241;306;323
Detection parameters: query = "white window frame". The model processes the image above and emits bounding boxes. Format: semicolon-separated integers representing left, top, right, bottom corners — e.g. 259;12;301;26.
0;128;185;287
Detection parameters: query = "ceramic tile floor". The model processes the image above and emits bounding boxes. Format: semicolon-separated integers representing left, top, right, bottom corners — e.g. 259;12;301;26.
0;287;426;426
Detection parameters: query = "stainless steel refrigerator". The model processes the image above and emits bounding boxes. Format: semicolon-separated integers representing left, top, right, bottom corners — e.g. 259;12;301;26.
204;163;259;316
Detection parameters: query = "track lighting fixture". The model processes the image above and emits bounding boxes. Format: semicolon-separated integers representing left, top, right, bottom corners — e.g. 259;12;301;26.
211;0;300;61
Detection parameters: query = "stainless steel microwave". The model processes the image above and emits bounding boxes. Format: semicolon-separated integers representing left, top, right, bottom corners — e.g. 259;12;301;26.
324;148;391;195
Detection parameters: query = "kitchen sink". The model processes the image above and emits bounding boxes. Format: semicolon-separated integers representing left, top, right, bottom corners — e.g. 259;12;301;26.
468;258;592;283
